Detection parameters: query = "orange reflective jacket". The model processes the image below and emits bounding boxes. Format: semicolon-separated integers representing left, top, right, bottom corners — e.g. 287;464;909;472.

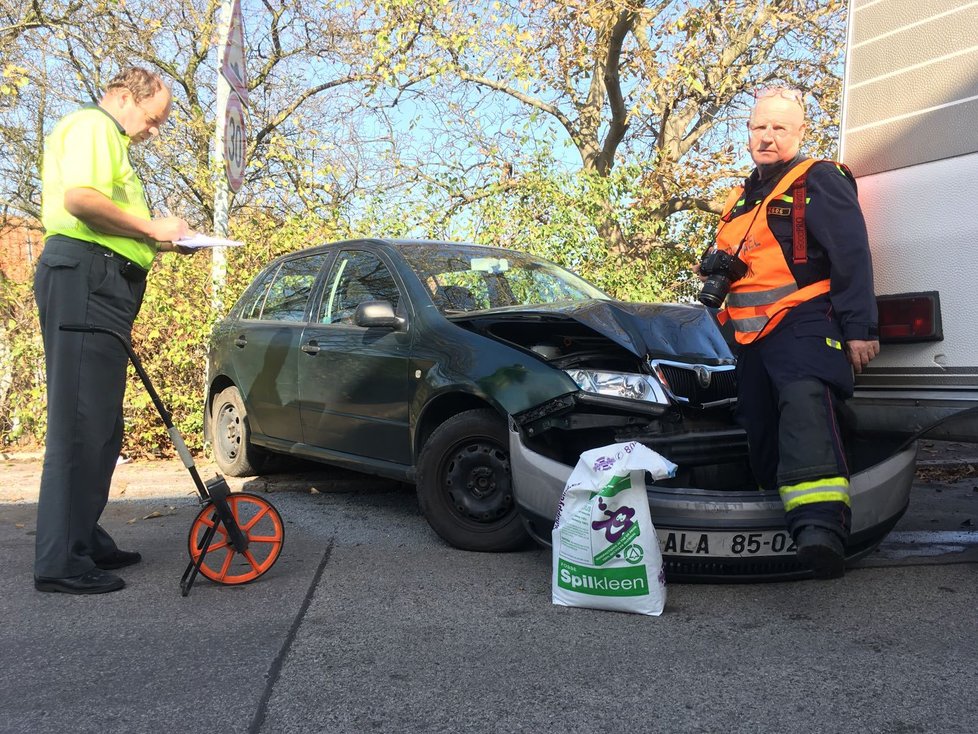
714;158;831;344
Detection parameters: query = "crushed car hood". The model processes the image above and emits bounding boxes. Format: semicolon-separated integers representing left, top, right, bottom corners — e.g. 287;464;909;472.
457;300;735;363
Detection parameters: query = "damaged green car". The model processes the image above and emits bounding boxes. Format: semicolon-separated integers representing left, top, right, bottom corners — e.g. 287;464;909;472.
205;239;915;580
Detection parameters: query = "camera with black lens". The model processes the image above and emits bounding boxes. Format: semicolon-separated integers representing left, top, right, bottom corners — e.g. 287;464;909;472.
697;249;749;308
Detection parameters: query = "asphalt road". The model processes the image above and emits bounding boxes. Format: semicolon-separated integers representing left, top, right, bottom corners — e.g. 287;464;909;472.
1;449;976;734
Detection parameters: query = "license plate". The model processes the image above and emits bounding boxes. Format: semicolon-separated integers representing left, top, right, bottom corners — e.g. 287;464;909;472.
656;528;797;558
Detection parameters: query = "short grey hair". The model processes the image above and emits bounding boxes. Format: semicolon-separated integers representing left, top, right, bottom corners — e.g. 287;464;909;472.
105;67;165;103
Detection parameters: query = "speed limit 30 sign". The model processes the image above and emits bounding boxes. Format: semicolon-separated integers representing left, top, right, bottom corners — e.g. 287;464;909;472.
224;91;247;193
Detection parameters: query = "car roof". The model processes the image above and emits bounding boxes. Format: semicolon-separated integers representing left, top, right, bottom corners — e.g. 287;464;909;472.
269;238;518;266
326;238;502;250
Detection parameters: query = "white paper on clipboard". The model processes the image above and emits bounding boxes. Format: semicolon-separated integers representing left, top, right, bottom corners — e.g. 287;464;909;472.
174;233;244;249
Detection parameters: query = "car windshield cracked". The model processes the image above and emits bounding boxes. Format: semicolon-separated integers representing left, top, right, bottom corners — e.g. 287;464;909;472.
205;238;915;581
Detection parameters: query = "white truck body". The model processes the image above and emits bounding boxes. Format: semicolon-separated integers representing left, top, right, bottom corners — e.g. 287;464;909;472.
841;0;978;440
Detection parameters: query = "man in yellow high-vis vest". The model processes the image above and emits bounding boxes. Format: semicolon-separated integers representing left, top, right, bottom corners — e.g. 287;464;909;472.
33;67;192;594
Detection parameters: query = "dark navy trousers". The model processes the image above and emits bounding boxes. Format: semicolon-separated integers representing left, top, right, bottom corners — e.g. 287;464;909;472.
734;300;854;538
33;236;146;578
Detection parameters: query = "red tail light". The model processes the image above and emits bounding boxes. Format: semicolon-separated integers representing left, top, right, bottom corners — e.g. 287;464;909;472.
876;291;942;343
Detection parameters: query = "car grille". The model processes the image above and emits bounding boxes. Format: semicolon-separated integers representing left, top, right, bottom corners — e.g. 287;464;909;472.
640;429;748;467
663;556;810;582
651;360;737;406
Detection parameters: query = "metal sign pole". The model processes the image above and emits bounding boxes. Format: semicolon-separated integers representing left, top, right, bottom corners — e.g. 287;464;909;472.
212;0;233;316
212;0;248;316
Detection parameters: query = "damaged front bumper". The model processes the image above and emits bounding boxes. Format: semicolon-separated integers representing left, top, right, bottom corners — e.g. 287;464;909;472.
509;419;916;582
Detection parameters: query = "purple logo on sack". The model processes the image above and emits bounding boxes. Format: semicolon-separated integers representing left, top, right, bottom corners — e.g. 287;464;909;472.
592;456;615;471
591;497;635;542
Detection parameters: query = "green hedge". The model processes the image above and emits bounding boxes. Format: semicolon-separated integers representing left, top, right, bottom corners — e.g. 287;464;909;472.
0;213;699;458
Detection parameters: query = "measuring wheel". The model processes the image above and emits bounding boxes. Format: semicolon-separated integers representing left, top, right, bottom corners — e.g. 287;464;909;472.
187;492;284;585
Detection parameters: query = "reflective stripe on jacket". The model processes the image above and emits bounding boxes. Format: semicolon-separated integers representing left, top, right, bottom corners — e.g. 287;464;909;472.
714;158;831;344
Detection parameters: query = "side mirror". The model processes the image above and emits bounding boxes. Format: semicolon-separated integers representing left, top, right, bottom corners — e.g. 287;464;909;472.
354;300;404;329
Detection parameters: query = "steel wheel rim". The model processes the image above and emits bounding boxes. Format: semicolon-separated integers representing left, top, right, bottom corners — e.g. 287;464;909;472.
216;400;242;464
441;437;514;526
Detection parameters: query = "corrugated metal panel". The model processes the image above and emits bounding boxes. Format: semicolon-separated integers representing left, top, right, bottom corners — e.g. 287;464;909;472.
851;0;966;53
844;98;978;174
842;0;978;175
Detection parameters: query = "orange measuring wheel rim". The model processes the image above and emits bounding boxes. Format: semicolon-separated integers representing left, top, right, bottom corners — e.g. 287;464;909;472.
188;492;284;585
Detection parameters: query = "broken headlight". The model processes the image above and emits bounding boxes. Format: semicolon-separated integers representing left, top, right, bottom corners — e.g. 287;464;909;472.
564;369;670;405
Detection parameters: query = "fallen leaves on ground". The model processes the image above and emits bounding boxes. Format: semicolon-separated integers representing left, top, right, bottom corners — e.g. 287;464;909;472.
127;506;179;523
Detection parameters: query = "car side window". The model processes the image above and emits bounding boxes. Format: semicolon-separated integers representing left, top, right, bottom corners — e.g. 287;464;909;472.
318;250;400;325
259;253;329;322
239;266;278;320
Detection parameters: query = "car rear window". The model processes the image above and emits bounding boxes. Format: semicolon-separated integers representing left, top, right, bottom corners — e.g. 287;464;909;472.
253;253;329;322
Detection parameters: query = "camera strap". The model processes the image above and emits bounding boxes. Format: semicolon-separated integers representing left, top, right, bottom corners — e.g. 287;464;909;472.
732;204;763;259
791;174;808;264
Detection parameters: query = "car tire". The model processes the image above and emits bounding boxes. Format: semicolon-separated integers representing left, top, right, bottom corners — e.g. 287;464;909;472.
211;386;267;477
417;408;529;552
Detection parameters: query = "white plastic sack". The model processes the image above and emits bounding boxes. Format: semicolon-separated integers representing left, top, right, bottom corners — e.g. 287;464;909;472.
552;441;677;616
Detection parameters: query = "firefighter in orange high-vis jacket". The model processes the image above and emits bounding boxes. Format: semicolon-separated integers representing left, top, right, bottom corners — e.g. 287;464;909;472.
694;88;880;579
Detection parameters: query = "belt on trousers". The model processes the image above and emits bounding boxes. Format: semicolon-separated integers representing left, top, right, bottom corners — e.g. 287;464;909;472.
72;239;149;282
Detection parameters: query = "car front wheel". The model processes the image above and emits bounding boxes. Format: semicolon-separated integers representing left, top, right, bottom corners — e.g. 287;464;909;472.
211;385;266;477
417;408;529;552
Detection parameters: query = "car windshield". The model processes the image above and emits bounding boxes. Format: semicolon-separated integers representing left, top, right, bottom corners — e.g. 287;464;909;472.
399;243;609;313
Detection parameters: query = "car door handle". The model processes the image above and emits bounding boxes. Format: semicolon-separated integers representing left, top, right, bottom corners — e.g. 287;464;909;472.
301;342;321;355
234;336;247;348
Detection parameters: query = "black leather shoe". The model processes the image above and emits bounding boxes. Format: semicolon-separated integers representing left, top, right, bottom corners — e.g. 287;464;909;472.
94;549;142;570
796;527;846;579
35;568;125;594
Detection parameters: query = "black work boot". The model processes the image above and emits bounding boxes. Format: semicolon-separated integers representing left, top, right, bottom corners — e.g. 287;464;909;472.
795;526;846;579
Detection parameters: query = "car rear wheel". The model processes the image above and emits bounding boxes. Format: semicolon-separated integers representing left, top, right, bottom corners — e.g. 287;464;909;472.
417;408;529;552
211;386;266;477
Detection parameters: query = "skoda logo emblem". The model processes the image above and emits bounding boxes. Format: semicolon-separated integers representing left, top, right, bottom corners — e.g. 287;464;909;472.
694;366;712;389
